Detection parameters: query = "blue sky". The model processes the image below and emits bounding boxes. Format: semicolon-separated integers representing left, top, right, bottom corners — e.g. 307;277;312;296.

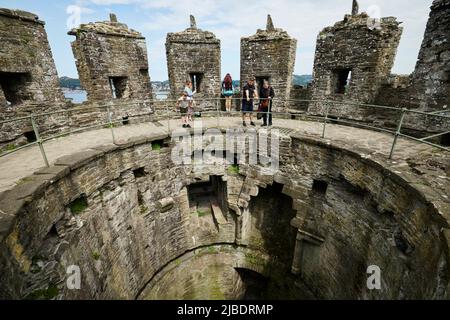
0;0;433;81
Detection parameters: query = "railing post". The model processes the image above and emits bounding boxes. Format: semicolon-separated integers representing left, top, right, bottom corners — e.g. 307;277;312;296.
389;108;406;160
30;114;50;167
216;99;220;128
165;103;171;134
106;106;116;144
322;102;331;138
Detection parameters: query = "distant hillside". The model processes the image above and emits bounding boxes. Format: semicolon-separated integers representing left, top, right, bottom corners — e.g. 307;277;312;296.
293;75;313;86
59;77;81;90
59;75;313;90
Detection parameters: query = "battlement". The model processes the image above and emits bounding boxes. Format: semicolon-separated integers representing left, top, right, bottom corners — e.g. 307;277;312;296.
0;8;44;24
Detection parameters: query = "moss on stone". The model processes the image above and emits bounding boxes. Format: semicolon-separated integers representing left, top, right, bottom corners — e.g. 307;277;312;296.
194;210;209;217
25;284;59;300
152;142;161;151
227;164;240;175
6;144;17;151
92;251;101;260
69;196;88;215
139;205;148;215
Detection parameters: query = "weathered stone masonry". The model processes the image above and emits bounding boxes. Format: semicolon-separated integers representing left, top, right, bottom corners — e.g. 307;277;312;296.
69;14;153;102
241;15;297;109
0;9;63;108
0;129;448;299
410;0;450;113
309;7;402;120
166;16;221;101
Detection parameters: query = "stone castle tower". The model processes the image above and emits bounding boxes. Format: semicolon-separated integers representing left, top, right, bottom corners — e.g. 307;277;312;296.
240;15;297;108
68;14;153;102
410;0;450;112
309;1;402;118
166;15;221;101
0;9;63;108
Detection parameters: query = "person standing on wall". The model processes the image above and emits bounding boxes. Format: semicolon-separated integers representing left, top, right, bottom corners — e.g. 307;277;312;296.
176;91;192;128
259;80;275;127
222;73;234;112
242;77;258;127
184;80;196;121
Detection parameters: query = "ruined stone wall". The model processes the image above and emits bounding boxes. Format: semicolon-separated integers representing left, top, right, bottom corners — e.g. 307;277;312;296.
0;99;155;152
240;16;297;110
0;129;448;300
309;12;402;120
0;9;63;108
409;0;450;112
69;15;152;102
289;85;311;112
166;17;221;102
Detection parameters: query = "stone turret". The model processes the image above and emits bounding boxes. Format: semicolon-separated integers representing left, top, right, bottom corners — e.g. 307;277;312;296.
352;0;359;15
190;14;196;28
68;14;153;102
0;8;63;108
410;0;450;112
240;15;297;109
166;16;221;101
309;4;403;119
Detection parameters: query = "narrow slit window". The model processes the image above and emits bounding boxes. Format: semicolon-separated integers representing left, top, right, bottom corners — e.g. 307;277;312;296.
189;73;204;93
109;76;129;99
334;69;352;94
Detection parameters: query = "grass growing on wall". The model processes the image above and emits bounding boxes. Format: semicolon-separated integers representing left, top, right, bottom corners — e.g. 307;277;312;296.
25;284;59;300
227;164;240;175
69;196;88;215
192;210;210;217
92;251;101;260
152;142;161;151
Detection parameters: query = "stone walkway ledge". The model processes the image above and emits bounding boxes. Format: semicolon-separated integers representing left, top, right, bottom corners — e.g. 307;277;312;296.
0;117;448;242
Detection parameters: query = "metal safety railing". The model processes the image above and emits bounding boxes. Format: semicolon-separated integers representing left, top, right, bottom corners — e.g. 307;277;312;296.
0;97;448;168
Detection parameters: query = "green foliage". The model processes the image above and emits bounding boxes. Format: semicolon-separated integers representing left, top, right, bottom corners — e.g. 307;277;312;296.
139;205;148;215
26;284;59;300
69;196;88;215
194;210;209;217
227;164;240;175
6;144;17;151
207;246;217;254
152;142;161;151
92;251;101;260
292;74;313;86
59;77;81;89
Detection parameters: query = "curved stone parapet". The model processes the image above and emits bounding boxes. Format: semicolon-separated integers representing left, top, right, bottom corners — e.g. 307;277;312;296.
0;125;448;300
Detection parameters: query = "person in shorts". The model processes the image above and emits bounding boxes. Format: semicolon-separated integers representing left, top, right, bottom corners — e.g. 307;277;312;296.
242;77;258;127
177;91;192;128
222;73;234;112
184;80;195;122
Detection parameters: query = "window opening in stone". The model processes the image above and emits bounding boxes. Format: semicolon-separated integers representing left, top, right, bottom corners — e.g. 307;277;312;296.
334;69;352;94
189;73;204;93
312;179;328;195
0;72;32;105
109;76;128;99
188;176;226;217
23;130;37;143
235;268;269;300
140;68;149;77
256;76;270;92
133;167;146;178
